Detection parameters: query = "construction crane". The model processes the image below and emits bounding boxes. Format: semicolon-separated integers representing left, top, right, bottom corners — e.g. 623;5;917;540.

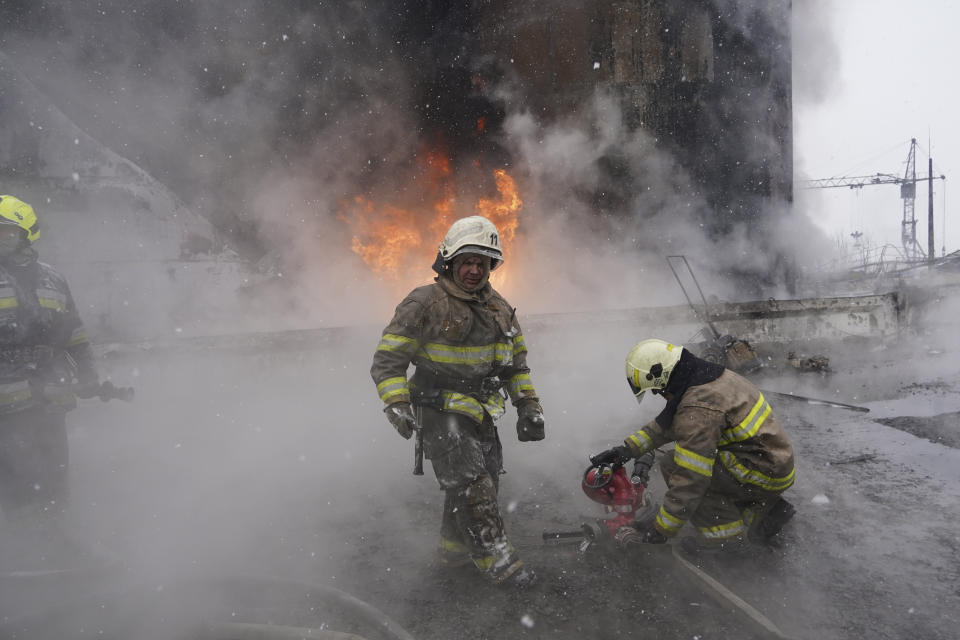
801;138;946;262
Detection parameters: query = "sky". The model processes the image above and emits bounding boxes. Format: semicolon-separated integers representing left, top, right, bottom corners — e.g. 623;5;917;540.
794;0;959;260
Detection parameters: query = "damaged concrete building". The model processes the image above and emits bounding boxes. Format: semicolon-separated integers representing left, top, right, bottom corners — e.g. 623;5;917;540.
473;0;793;222
1;0;940;350
0;0;799;342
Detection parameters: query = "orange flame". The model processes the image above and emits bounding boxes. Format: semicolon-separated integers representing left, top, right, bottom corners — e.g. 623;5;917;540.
344;198;423;273
476;169;521;246
475;169;522;289
339;154;523;295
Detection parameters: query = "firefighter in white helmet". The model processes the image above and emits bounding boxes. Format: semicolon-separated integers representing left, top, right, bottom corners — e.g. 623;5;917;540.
370;215;543;587
591;338;796;550
0;196;103;558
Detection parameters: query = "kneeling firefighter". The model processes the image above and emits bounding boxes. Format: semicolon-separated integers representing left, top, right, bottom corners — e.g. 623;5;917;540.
370;215;544;587
592;338;796;549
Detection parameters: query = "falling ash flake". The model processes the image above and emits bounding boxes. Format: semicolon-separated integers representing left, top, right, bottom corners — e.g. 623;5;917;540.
520;614;534;629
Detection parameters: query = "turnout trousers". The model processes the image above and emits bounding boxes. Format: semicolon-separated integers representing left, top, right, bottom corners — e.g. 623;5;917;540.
419;404;524;583
0;407;69;514
660;454;785;545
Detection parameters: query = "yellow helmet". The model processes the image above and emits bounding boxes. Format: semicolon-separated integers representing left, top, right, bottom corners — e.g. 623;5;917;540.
0;195;40;244
438;215;503;270
625;339;683;402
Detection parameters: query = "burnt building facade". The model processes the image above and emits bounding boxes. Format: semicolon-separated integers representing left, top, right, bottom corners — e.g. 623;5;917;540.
1;0;793;265
412;0;793;232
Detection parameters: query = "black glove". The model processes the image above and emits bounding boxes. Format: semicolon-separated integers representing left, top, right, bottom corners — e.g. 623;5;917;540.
590;444;634;466
640;526;668;544
516;399;545;442
384;402;417;440
617;522;668;546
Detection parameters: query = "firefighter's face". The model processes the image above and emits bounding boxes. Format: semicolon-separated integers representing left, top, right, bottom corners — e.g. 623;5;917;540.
0;226;24;257
454;254;490;291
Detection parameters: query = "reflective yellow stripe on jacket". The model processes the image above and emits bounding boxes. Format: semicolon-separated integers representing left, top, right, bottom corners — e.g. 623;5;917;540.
420;341;514;367
376;376;409;404
627;429;654;453
0;287;17;309
718;394;771;446
442;390;506;422
674;444;715;477
512;334;527;356
376;333;420;355
38;289;68;312
718;451;795;492
506;372;533;398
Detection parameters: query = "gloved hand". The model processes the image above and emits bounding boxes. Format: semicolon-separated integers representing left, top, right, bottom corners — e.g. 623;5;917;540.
516;399;545;442
618;522;669;546
384;402;417;440
640;526;669;544
589;444;634;466
613;526;641;547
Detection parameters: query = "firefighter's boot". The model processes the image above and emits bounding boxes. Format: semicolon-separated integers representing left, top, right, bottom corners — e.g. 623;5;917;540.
506;564;538;589
748;497;796;543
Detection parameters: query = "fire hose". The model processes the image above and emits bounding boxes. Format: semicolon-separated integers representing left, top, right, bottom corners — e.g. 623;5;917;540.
543;453;798;640
1;576;418;640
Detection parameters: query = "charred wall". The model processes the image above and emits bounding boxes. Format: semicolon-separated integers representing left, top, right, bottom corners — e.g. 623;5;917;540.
0;0;793;267
470;0;793;227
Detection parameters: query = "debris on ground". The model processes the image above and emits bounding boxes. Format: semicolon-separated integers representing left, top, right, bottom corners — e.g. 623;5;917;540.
786;352;831;374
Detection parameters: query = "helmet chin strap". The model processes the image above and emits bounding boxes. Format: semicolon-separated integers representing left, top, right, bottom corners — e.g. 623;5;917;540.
431;252;446;275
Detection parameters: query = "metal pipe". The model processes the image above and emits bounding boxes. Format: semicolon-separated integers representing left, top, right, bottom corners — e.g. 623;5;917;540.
929;155;935;263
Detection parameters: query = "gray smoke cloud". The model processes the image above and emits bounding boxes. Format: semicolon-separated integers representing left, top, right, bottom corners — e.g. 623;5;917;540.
791;0;843;108
1;0;844;332
0;5;861;636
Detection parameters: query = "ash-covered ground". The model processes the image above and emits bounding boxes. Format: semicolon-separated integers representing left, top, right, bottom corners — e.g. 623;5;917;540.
1;314;959;639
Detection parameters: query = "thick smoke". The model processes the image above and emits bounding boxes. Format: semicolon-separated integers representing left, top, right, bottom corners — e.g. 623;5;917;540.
0;4;857;636
790;0;842;109
1;0;841;329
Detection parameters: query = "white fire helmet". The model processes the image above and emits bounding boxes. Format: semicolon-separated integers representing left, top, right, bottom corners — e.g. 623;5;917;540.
437;215;503;270
625;339;683;403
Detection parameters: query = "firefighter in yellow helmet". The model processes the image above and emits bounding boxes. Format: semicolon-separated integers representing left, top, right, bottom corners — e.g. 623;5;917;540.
0;196;101;531
370;215;544;587
591;338;796;550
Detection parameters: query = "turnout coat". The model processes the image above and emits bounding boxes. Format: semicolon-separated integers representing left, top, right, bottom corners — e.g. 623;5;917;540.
624;368;795;538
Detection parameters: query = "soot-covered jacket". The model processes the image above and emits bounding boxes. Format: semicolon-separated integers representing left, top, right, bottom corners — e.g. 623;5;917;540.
624;363;795;538
0;251;96;414
371;274;538;423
